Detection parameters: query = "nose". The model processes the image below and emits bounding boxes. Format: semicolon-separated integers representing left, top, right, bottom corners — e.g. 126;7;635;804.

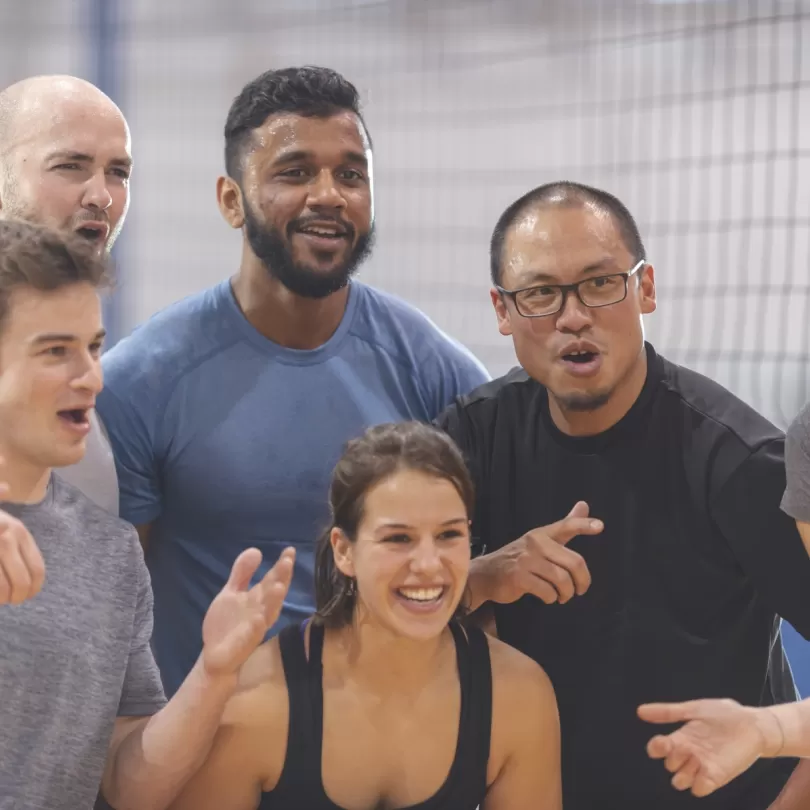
555;288;593;333
81;170;113;212
306;169;346;210
70;354;103;396
409;538;443;577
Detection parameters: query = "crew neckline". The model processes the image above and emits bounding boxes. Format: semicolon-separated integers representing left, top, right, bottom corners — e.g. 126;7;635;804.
219;278;362;366
539;342;662;454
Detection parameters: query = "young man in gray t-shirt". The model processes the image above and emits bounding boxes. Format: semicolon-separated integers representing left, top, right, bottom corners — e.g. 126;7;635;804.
0;222;295;809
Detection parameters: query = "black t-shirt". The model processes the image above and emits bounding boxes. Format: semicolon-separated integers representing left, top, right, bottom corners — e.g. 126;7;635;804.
437;342;810;810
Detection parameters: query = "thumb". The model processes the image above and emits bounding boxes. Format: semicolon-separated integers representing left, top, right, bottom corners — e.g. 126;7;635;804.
226;548;263;592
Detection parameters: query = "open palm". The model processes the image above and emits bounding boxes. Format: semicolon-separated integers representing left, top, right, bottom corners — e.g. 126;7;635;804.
201;546;295;677
638;699;777;797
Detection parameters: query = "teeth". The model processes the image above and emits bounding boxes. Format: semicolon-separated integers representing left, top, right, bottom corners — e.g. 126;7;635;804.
302;227;341;237
398;587;443;602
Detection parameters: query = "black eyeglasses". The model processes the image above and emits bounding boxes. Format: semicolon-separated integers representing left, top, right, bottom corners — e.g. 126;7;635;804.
496;259;646;319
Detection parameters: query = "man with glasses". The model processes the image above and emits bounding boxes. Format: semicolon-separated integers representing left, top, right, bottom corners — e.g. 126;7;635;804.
437;181;810;809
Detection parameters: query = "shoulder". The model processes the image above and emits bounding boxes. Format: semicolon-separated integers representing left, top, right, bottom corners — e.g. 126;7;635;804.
484;633;559;766
351;282;486;371
51;475;140;547
487;634;556;709
786;400;810;452
436;366;536;435
656;350;782;452
101;282;240;393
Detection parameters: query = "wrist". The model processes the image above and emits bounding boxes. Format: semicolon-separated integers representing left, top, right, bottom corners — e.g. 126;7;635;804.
193;655;240;696
467;554;494;611
757;707;786;758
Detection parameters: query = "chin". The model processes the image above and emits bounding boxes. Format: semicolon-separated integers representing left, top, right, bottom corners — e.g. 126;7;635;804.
48;443;87;469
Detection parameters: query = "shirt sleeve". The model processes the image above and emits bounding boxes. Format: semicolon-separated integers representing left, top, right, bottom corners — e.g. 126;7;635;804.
419;338;490;420
119;551;167;717
96;359;163;528
781;403;810;523
711;438;810;639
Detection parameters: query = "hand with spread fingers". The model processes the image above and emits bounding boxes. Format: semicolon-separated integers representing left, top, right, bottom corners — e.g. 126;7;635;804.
0;474;46;606
201;547;296;678
469;501;604;609
638;699;785;798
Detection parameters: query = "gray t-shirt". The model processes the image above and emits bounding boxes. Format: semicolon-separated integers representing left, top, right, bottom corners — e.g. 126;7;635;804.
782;401;810;522
0;475;166;810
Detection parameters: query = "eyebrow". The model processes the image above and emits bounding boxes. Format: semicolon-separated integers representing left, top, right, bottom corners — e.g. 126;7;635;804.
31;329;107;345
273;148;368;168
45;150;133;169
378;517;468;530
520;259;616;286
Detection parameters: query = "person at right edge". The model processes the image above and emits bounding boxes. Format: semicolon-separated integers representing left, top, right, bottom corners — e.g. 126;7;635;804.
435;180;810;810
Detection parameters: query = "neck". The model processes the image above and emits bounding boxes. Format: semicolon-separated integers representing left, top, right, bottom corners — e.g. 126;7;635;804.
548;345;649;437
330;611;451;694
231;248;349;350
0;445;51;504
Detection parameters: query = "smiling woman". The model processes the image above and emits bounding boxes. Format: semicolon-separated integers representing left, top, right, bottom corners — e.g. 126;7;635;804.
166;421;562;810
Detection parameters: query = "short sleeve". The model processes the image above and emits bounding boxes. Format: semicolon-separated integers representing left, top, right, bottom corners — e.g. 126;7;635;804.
97;358;163;527
781;402;810;523
711;438;810;639
419;340;490;420
119;554;167;717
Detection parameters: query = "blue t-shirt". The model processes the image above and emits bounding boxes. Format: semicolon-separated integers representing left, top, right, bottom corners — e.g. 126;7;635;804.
97;279;489;695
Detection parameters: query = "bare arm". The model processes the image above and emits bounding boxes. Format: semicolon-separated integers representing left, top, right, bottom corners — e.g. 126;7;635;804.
102;547;294;810
795;520;810;559
484;644;562;810
101;663;239;810
638;697;810;802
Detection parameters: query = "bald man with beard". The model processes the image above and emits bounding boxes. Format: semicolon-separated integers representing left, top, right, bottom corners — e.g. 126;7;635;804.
0;74;127;514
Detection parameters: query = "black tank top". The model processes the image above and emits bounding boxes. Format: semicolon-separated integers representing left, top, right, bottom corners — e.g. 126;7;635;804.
259;620;493;810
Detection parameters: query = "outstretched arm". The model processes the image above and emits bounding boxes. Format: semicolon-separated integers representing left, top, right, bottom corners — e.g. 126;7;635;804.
638;697;810;799
101;547;294;810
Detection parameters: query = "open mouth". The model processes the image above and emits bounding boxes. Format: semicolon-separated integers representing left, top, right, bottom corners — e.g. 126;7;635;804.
57;408;90;428
74;225;107;244
395;586;446;606
562;350;597;365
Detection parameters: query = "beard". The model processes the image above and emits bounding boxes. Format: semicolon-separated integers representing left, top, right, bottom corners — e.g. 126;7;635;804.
553;389;613;412
243;199;375;300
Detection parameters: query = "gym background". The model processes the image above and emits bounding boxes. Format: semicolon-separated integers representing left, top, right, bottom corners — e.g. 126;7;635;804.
2;0;810;689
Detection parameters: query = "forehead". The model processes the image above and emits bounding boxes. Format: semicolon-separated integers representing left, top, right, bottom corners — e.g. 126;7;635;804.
11;97;131;163
2;283;102;340
502;203;633;285
247;111;370;166
362;470;465;522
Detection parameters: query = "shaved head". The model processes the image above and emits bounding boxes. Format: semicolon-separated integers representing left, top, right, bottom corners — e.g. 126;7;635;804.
0;75;132;255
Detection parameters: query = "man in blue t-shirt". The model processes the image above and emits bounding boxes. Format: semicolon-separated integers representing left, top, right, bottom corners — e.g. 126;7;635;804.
96;66;489;696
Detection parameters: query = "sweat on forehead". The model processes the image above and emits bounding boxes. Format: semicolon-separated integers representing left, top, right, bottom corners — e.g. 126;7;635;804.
489;181;647;286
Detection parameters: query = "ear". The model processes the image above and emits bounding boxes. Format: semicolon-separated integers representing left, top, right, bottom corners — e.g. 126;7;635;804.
639;263;657;315
216;175;245;230
330;528;355;579
490;287;513;337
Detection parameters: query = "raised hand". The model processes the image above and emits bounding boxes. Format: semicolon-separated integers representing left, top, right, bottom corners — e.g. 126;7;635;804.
638;699;784;797
0;470;46;605
470;501;603;607
201;547;295;678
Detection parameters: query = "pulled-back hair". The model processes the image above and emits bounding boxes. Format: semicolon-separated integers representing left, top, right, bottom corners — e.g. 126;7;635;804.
314;421;474;629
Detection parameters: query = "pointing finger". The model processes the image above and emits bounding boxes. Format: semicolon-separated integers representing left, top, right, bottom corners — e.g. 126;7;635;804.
638;702;700;725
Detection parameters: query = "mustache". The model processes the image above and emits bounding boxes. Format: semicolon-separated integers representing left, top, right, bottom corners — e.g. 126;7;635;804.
288;216;354;239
